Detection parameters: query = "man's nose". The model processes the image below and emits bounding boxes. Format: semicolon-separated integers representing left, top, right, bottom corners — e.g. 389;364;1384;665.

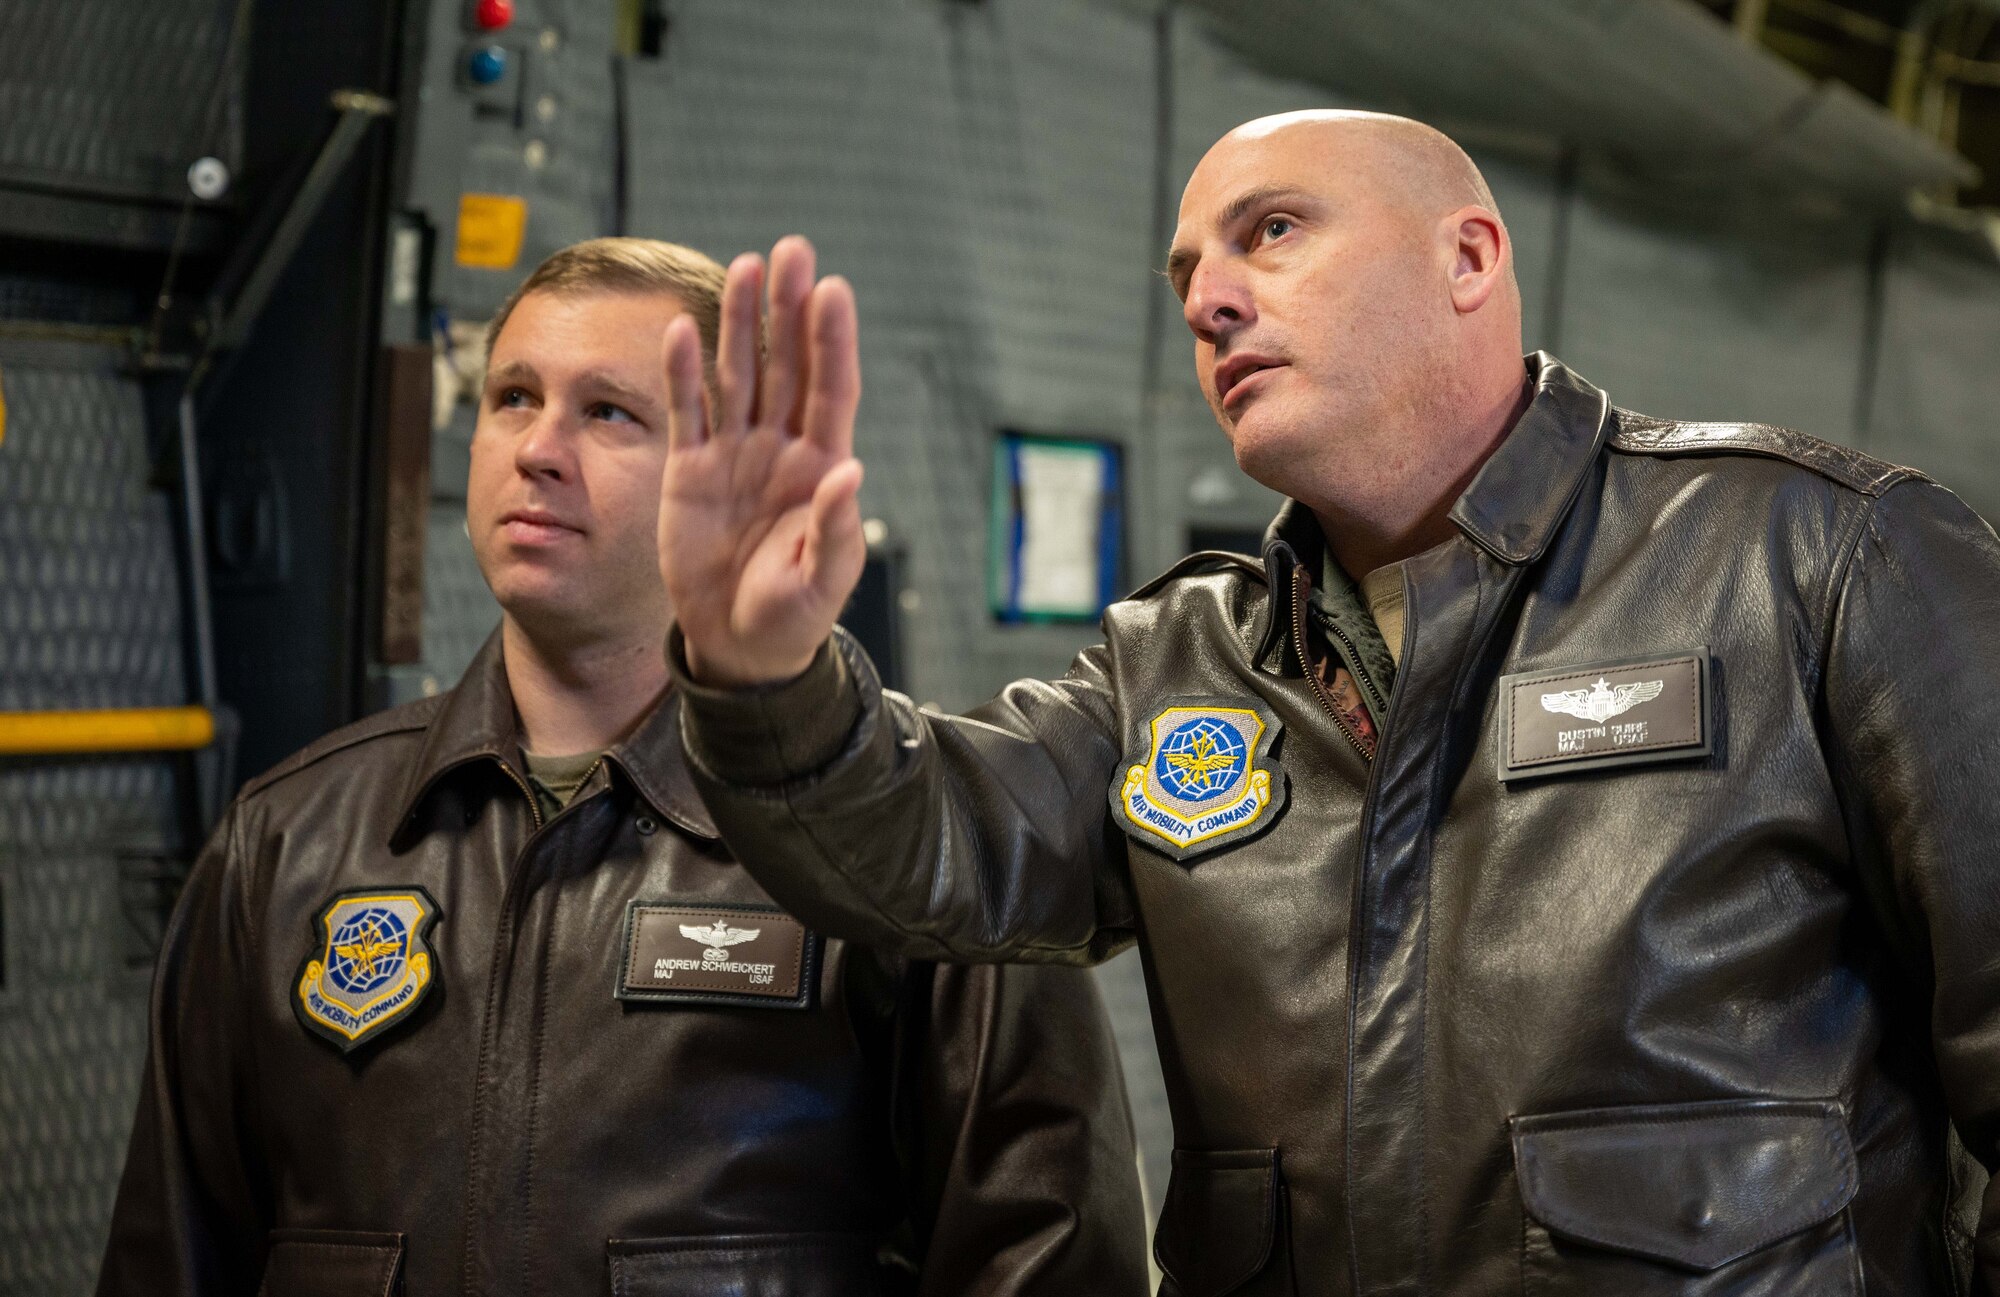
1183;262;1252;344
515;411;572;479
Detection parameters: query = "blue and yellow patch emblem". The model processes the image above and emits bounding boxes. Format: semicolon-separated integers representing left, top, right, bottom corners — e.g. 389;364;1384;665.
1111;699;1286;861
294;888;441;1053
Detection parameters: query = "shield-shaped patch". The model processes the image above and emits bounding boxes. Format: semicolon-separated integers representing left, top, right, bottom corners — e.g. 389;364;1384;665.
294;887;442;1053
1109;697;1288;862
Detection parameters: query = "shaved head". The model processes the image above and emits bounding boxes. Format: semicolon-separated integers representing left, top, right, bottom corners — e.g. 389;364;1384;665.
1169;111;1529;578
1230;110;1501;222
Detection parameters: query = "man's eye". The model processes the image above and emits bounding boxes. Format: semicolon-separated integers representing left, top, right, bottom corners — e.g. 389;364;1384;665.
589;402;635;423
497;387;530;408
1260;217;1294;243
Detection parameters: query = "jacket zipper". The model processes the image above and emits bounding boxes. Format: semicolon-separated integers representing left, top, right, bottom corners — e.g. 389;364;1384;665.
1318;605;1392;722
497;755;608;833
496;760;545;830
460;753;605;1296
1291;567;1373;763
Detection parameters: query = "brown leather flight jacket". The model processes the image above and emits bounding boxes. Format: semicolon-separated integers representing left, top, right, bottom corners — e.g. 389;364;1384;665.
677;355;2000;1297
95;634;1149;1297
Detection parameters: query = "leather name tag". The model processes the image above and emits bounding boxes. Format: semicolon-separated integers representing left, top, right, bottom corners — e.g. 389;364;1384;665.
1498;649;1709;781
617;902;817;1010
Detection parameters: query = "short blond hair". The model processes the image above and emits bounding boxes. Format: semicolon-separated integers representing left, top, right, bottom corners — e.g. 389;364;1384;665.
486;236;727;362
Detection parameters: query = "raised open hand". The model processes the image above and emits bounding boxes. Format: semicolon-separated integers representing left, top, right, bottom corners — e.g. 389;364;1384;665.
658;236;866;687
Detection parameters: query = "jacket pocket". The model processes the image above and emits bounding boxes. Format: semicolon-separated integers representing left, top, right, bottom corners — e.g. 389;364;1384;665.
1511;1098;1861;1296
607;1233;883;1297
1153;1148;1295;1297
257;1229;403;1297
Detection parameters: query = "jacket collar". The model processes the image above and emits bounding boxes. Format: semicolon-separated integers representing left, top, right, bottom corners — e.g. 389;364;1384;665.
1446;352;1610;566
393;627;718;845
1252;354;1607;668
1261;352;1608;569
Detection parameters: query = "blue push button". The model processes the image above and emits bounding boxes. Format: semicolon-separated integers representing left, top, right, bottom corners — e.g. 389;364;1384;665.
468;44;508;84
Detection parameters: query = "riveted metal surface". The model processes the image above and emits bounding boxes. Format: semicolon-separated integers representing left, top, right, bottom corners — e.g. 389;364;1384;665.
0;353;183;1294
415;0;620;321
0;0;242;204
0;366;184;713
397;0;619;696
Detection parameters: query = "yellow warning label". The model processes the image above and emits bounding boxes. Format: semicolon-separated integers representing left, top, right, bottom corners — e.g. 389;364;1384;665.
454;194;528;270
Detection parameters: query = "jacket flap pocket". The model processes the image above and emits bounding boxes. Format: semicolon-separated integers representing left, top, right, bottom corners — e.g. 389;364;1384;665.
258;1229;404;1297
1511;1098;1857;1271
1153;1148;1277;1297
608;1233;880;1297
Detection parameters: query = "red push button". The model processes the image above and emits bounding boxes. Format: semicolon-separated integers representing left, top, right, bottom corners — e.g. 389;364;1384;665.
474;0;513;30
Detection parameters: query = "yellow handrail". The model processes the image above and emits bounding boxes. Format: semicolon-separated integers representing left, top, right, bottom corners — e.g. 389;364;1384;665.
0;706;215;756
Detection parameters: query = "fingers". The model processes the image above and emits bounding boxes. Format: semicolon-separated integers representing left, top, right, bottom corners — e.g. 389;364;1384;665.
801;276;861;459
760;235;815;431
661;314;707;452
802;458;865;598
714;252;764;436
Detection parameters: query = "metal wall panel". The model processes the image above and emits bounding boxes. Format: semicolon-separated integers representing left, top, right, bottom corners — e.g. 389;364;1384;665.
391;0;621;703
1864;230;2000;525
1554;182;1876;436
0;0;241;205
0;366;184;713
403;0;619;322
625;0;1160;710
0;350;184;1295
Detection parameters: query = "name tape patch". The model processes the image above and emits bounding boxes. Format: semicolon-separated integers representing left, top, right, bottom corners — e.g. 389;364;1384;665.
1110;698;1287;862
294;887;442;1053
1499;649;1710;781
618;902;817;1010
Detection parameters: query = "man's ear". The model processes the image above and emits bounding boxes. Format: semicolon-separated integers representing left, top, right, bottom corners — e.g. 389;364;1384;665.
1445;207;1508;315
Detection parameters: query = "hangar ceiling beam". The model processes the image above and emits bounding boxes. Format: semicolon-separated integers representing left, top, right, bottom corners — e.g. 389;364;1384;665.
1179;0;1977;204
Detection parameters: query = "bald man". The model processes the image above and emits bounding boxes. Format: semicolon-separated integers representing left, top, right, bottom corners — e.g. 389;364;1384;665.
657;112;2000;1294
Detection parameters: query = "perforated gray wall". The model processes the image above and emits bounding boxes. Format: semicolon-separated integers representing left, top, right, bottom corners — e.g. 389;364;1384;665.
1864;232;2000;522
0;0;241;203
0;346;184;1296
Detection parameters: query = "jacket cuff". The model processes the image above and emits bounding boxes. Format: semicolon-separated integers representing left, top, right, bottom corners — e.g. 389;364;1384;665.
667;626;864;787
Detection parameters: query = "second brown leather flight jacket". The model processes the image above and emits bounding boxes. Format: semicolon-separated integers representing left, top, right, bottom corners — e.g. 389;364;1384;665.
676;355;2000;1296
95;632;1149;1297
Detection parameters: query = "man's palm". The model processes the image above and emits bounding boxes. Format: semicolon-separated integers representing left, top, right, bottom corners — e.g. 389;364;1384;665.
659;237;865;687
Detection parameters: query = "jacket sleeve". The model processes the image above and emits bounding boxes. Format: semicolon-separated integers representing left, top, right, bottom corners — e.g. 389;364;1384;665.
672;625;1137;965
1819;479;2000;1292
896;958;1151;1296
96;802;270;1297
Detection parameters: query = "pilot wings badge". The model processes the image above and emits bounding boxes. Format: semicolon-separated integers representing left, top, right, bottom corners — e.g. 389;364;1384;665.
1498;649;1709;781
680;921;761;961
294;887;442;1053
618;902;816;1008
1540;677;1664;724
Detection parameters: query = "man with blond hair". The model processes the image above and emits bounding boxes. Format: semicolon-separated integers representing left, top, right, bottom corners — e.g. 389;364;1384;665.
663;112;2000;1293
97;236;1148;1297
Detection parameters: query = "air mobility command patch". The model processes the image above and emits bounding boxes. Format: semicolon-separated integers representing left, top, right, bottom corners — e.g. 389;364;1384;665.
294;888;442;1053
1111;699;1287;862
